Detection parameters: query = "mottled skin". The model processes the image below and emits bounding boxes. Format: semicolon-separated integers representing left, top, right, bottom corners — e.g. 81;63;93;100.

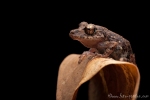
69;22;136;64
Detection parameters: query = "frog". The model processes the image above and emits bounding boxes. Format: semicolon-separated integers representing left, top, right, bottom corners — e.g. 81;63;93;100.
69;21;136;64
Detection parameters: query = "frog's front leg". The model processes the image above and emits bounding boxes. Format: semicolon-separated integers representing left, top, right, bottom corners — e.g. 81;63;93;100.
78;50;95;64
78;48;100;64
78;41;118;64
89;48;99;53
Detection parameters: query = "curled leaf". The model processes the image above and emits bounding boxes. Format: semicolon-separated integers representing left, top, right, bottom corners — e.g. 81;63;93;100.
56;54;140;100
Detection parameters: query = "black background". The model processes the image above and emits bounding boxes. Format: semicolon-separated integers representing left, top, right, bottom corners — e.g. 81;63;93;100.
10;1;150;100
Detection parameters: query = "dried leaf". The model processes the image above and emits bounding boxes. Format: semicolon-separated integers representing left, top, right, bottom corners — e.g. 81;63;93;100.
56;54;140;100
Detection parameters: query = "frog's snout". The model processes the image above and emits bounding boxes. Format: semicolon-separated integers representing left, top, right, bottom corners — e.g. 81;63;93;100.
69;29;80;40
69;30;75;37
69;30;74;35
70;29;79;34
69;30;75;38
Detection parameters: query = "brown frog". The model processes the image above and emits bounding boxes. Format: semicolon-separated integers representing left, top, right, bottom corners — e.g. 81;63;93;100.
69;21;136;64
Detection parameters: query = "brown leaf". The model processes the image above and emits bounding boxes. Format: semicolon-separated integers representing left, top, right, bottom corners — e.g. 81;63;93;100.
56;54;140;100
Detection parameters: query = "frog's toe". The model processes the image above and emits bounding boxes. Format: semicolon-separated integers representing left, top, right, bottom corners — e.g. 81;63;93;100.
78;51;95;64
119;57;128;62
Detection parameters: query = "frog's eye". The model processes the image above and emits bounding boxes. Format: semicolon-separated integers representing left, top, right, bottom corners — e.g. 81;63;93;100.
84;24;95;35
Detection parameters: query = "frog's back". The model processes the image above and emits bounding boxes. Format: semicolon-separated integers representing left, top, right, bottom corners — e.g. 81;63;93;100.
97;25;135;63
96;25;132;52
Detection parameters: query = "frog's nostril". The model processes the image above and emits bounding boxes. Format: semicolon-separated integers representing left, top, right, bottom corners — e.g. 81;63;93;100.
70;30;76;34
70;31;74;34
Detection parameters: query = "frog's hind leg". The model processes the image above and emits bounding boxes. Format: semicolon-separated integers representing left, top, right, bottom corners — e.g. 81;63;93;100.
119;53;136;64
129;54;136;64
119;52;129;62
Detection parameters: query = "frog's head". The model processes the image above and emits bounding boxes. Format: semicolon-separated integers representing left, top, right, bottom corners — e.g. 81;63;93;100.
69;21;105;48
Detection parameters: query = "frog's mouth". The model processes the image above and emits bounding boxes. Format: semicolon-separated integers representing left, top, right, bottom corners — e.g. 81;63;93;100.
69;30;103;48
